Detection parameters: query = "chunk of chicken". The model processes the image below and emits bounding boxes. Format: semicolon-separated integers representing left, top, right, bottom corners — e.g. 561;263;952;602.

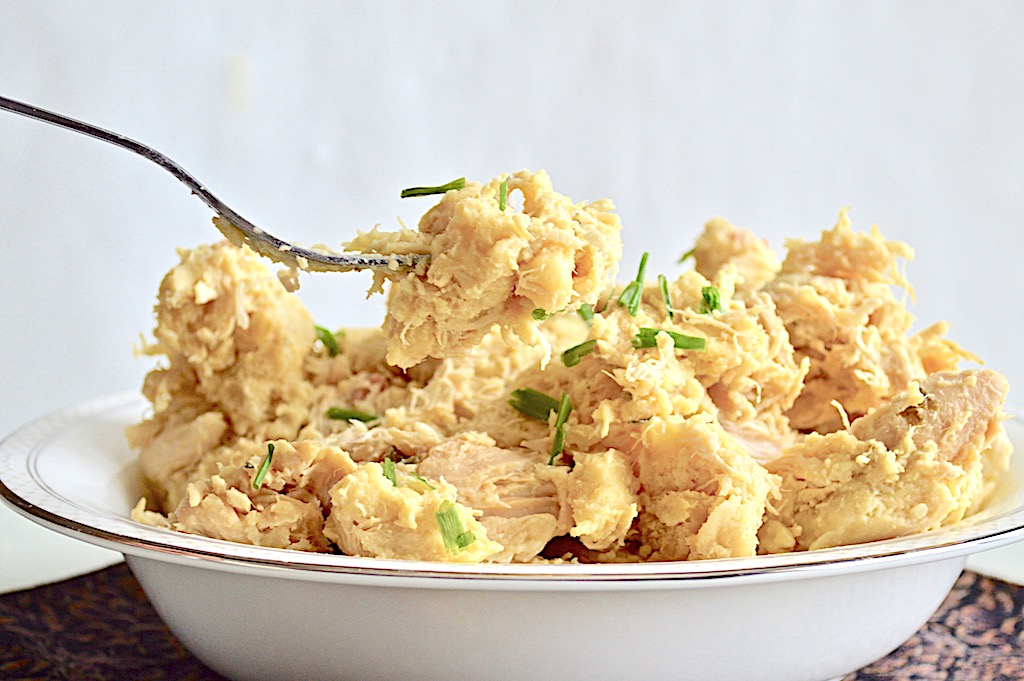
567;449;640;550
417;432;571;562
635;414;779;561
692;216;780;294
761;370;1008;552
347;170;623;368
324;462;502;562
133;439;357;551
764;210;925;432
131;410;228;510
146;241;315;437
129;242;319;513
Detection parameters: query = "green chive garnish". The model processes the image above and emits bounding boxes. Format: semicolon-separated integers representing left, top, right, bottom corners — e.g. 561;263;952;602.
550;428;567;465
632;327;706;351
410;471;436;490
498;179;508;211
678;247;695;264
532;308;552;321
554;391;572;429
326;407;378;422
658;274;674;319
700;285;721;314
509;388;560;422
548;391;573;465
400;177;466;198
436;500;476;554
252;443;274;489
315;325;339;357
577;303;595;326
594;286;615;314
617;252;649;316
561;339;597;368
382;458;397;486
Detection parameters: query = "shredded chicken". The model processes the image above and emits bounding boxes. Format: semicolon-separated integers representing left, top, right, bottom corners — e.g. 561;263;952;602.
761;370;1008;552
346;170;622;368
692;216;780;294
635;414;778;561
323;462;503;563
764;209;920;433
129;172;1012;564
417;432;572;563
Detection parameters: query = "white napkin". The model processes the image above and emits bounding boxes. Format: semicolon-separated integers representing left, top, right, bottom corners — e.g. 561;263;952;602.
966;540;1024;585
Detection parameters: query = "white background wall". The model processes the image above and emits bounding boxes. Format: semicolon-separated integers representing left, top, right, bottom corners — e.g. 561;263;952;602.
2;2;1023;589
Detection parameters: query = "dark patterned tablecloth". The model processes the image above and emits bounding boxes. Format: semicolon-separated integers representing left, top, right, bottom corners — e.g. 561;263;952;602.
0;564;1022;680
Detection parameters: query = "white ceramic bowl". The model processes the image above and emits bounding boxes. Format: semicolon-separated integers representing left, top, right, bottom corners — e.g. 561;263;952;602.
3;393;1024;681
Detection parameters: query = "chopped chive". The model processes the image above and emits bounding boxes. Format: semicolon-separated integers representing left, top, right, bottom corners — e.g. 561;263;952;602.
436;499;476;554
548;391;573;465
594;286;615;314
549;428;567;465
382;458;397;486
410;471;436;490
315;325;339;357
498;179;508;211
658;274;674;319
577;303;595;326
554;391;572;429
632;327;707;351
400;177;466;198
561;339;597;368
252;443;274;489
532;308;552;321
326;407;378;422
509;387;560;422
616;283;639;315
700;285;722;314
617;252;649;316
678;247;695;264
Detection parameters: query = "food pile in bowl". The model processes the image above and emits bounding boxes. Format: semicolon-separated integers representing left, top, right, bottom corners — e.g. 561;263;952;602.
128;170;1011;565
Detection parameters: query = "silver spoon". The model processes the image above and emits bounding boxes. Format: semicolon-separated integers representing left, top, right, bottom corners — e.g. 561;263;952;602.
0;94;424;273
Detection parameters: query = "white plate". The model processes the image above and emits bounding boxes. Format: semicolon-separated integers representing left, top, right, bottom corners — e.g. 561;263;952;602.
3;393;1024;681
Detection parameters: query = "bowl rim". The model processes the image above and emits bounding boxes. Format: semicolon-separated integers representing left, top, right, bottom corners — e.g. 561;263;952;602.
3;391;1024;585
